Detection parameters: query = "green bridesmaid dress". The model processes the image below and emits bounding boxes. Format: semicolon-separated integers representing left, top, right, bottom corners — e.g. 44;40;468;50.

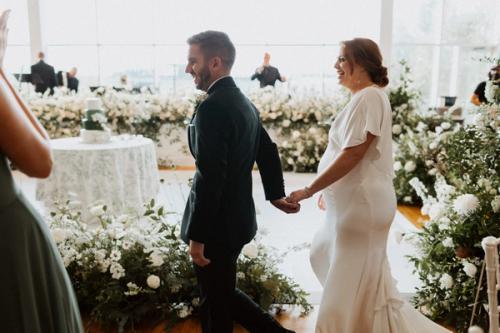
0;154;83;333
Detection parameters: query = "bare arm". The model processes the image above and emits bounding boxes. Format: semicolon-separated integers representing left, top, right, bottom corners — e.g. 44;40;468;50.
0;72;53;178
288;133;376;202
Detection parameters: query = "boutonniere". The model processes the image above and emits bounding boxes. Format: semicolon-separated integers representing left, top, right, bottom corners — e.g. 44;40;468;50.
193;92;208;111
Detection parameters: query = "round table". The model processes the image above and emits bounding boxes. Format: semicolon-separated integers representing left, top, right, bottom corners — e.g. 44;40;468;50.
36;135;160;216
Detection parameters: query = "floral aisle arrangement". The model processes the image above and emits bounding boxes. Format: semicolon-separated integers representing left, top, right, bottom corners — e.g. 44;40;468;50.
389;60;422;143
49;199;312;332
26;87;340;170
405;104;500;332
393;114;459;204
387;60;465;204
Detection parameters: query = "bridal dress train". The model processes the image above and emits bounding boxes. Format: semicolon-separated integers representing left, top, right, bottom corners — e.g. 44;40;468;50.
310;86;451;333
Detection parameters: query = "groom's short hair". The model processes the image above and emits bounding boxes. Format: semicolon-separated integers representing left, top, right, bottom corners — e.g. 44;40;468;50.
187;31;236;70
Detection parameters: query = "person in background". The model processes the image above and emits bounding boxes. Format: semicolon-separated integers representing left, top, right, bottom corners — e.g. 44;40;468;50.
57;67;79;92
0;10;83;333
251;52;286;88
471;65;500;105
30;51;57;95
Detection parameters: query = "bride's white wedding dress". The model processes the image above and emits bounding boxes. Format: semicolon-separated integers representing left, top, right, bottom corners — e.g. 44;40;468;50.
310;86;451;333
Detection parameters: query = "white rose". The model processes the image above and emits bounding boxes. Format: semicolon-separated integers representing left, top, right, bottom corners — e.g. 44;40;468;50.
441;122;451;130
404;161;416;172
439;273;453;289
147;274;161;289
429;141;438;150
442;237;454;248
236;272;246;279
149;251;164;267
242;242;258;259
393;161;402;171
462;262;478;278
453;194;480;215
468;325;484;333
392;124;402;135
282;120;291;127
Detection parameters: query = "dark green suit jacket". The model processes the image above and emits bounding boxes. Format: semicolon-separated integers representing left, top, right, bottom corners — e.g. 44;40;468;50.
181;77;285;250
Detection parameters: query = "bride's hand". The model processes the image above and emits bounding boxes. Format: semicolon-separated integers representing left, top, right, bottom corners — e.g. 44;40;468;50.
287;187;312;204
0;10;11;69
317;194;326;211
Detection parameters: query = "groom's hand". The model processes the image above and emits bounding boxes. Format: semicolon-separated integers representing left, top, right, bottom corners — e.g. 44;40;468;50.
189;240;211;267
271;198;300;214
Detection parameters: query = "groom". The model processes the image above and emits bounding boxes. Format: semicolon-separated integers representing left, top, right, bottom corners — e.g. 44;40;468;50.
181;31;298;333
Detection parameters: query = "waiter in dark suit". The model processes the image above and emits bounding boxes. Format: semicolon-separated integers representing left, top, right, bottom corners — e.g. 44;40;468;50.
30;52;57;95
251;52;286;88
57;67;79;92
181;31;298;333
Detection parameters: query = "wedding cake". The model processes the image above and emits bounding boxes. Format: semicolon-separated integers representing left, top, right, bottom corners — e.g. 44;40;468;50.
80;98;111;143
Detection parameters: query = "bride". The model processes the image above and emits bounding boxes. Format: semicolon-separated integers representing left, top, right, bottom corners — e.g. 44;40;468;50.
287;38;451;333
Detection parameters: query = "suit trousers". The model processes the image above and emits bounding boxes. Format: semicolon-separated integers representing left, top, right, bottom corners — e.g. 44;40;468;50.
194;244;284;333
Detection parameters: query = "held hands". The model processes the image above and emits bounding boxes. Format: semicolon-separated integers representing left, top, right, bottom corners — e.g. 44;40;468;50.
189;240;210;267
287;186;313;204
271;197;300;214
0;10;10;69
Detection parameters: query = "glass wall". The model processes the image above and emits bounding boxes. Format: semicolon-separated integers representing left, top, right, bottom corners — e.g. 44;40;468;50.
3;0;499;104
392;0;500;107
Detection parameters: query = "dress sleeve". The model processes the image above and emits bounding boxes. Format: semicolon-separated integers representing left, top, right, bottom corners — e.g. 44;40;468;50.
340;90;385;157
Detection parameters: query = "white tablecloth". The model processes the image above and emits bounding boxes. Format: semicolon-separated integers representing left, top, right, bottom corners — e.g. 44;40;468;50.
36;135;160;215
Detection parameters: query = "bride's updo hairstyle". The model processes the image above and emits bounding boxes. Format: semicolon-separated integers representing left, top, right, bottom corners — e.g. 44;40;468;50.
341;38;389;87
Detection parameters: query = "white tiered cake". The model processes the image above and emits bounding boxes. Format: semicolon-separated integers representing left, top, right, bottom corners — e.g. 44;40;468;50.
80;98;111;143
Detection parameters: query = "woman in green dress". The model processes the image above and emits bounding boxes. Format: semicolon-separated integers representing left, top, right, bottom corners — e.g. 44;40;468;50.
0;10;83;333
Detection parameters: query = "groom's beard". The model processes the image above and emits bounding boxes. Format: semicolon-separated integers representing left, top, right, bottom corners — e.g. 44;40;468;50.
196;66;212;91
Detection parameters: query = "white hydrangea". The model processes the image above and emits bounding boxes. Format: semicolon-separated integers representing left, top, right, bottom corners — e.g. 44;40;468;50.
242;242;258;259
439;273;453;289
146;274;161;289
453;194;480;215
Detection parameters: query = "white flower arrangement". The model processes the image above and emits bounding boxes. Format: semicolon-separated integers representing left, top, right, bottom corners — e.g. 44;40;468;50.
48;199;312;330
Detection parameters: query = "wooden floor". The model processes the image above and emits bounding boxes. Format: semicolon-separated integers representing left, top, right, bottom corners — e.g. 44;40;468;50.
84;307;318;333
